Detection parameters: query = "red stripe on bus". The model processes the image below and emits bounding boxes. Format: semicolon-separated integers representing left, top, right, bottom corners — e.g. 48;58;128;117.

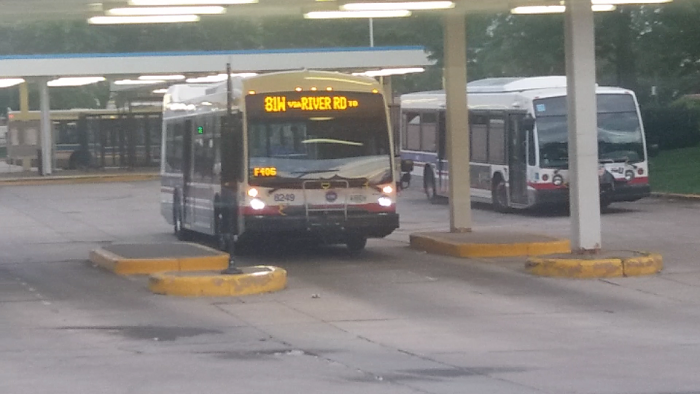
240;203;394;216
527;182;563;190
628;176;649;185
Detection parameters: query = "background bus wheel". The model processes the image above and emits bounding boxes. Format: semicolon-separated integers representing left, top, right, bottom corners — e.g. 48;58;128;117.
492;177;510;213
424;170;438;203
346;235;367;254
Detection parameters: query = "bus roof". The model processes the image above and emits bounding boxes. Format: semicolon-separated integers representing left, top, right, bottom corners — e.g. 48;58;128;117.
400;76;633;112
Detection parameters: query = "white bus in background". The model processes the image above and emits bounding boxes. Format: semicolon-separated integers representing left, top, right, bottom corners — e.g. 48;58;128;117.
160;70;403;253
399;76;651;211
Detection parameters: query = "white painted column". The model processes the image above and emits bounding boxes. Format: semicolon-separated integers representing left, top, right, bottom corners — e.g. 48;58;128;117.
565;0;601;251
38;78;52;176
444;14;471;233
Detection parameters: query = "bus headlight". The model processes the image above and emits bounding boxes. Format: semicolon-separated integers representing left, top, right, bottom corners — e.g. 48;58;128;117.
382;185;394;194
378;197;393;207
625;170;635;182
552;174;564;186
247;188;259;198
250;198;266;210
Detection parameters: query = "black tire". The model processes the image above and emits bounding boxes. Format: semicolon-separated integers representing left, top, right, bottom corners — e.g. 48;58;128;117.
346;235;367;254
424;169;438;203
492;176;510;213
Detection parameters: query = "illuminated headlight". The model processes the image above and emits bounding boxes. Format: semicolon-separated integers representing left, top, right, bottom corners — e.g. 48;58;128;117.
247;188;259;198
250;198;266;210
625;170;635;182
378;197;393;207
552;174;564;186
382;185;394;194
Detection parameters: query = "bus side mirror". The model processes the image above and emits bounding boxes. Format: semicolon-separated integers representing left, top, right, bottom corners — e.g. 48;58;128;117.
401;159;414;173
648;143;660;158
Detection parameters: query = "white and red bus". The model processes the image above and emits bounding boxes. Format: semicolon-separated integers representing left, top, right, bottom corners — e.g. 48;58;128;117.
160;70;402;252
399;76;651;211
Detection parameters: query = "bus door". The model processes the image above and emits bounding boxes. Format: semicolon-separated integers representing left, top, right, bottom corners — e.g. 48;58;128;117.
182;119;194;225
508;113;528;205
436;111;447;195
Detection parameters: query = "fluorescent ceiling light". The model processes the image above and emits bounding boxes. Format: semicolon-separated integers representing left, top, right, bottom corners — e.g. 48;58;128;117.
341;1;454;11
129;0;256;5
88;15;200;24
139;75;186;81
153;89;169;94
353;67;425;77
107;6;225;15
48;77;106;87
0;78;25;88
511;5;616;14
115;79;166;85
591;0;671;3
304;10;412;19
185;73;257;83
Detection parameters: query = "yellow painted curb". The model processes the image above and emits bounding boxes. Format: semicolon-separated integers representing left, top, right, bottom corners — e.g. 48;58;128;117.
526;252;663;278
622;252;664;277
90;244;229;275
0;173;159;186
148;266;287;297
409;233;571;258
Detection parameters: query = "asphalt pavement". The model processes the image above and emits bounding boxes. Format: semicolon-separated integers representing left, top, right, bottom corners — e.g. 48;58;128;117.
2;180;700;394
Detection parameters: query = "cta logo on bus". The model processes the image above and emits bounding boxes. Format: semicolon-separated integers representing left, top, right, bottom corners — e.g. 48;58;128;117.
325;191;338;203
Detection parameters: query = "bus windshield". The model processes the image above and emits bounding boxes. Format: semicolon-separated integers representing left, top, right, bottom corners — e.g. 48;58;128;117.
534;94;645;169
247;117;392;185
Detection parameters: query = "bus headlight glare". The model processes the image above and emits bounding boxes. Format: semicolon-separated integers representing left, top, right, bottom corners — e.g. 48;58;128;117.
250;198;266;210
378;197;392;207
552;175;564;186
382;185;393;194
247;188;259;197
625;170;635;181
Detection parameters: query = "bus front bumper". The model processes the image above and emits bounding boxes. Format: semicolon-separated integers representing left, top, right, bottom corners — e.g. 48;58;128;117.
243;212;399;240
533;183;651;206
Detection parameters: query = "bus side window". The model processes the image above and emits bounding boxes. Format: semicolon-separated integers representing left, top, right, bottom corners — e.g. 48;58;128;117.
470;115;488;163
421;112;437;152
438;111;446;159
488;118;506;165
165;120;183;173
405;113;421;151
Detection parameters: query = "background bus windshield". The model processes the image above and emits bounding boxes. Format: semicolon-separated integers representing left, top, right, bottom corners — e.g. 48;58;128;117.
534;94;645;168
247;112;391;185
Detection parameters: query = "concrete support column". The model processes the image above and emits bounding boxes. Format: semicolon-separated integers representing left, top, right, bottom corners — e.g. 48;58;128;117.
38;78;52;176
443;14;471;233
19;82;29;116
565;0;601;251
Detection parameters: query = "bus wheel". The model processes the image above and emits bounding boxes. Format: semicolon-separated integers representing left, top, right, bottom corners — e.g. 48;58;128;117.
492;177;510;213
424;170;438;203
346;235;367;254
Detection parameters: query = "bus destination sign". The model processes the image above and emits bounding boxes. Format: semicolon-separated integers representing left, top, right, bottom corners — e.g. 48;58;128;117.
264;95;359;113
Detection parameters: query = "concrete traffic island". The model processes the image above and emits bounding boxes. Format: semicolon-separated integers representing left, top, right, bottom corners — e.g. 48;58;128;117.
0;172;159;186
410;230;571;258
90;242;229;275
149;266;287;297
526;250;663;278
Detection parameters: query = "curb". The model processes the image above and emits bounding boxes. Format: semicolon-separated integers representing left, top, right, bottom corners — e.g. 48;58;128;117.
148;266;287;297
650;192;700;201
525;252;663;279
409;233;571;258
0;173;159;186
90;243;229;275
